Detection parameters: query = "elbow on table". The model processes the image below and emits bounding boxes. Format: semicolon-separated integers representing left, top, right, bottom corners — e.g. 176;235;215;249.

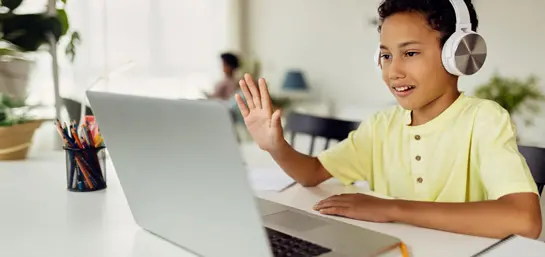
516;211;542;239
299;179;322;187
297;168;330;187
298;175;329;187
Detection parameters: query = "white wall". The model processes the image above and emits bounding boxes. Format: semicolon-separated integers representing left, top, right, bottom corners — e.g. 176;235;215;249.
245;0;545;146
246;0;386;105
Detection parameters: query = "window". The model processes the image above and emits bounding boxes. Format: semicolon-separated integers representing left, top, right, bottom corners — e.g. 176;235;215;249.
25;0;239;106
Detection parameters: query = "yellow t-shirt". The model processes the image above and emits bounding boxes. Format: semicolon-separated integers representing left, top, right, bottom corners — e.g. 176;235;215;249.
317;93;538;202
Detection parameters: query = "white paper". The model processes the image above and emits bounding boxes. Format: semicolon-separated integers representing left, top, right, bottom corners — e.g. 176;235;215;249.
248;166;296;192
477;235;545;257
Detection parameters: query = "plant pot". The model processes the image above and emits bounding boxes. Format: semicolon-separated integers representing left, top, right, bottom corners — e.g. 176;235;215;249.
0;120;43;160
0;55;35;102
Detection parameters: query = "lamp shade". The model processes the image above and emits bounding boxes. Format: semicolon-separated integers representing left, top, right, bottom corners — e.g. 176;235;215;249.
282;70;308;91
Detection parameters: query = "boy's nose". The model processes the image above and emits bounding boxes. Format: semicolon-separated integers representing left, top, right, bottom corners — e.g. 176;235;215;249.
388;66;406;81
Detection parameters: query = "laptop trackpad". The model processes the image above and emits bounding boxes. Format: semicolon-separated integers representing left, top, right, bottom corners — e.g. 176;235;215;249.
265;210;329;232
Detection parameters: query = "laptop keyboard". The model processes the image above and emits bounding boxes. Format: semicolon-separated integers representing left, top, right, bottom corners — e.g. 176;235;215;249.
266;227;332;257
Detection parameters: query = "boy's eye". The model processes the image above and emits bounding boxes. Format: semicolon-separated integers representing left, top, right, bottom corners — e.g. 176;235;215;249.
406;51;419;57
380;54;391;60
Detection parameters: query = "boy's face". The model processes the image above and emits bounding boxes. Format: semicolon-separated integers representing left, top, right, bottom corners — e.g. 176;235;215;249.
379;12;455;110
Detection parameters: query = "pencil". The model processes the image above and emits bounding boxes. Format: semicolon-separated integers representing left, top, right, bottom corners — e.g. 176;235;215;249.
78;154;103;187
94;137;104;148
75;156;94;189
71;127;83;149
400;242;409;257
84;123;94;146
74;156;94;189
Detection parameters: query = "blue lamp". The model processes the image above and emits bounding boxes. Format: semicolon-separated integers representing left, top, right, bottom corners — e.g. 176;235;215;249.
282;70;308;91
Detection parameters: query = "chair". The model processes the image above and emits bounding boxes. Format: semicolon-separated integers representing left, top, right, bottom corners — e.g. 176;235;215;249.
518;145;545;195
284;112;360;155
62;98;93;123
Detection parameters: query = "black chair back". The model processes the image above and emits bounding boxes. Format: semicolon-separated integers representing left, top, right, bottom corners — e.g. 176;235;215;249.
518;145;545;195
284;112;360;155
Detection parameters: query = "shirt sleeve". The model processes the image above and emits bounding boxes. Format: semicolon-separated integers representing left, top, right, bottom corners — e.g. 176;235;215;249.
317;114;375;185
474;101;538;200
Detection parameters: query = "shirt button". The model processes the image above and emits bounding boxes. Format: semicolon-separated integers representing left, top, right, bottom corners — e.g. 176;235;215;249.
414;135;421;140
415;155;421;161
417;177;423;183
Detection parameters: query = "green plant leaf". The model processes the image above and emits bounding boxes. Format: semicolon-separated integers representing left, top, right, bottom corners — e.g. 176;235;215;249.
2;0;24;11
0;120;16;126
0;94;25;108
65;31;80;62
56;8;69;36
0;108;6;122
0;93;34;126
475;73;545;125
0;47;20;56
270;97;292;110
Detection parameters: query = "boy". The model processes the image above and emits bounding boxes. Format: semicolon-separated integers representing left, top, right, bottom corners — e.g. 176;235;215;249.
235;0;542;239
206;52;240;100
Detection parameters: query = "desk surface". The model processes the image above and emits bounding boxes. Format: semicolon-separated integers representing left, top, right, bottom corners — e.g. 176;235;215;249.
0;146;497;257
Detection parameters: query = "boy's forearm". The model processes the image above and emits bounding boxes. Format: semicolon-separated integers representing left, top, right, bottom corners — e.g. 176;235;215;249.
388;194;542;239
268;140;332;187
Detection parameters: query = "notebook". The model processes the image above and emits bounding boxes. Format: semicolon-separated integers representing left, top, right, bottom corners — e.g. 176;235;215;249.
248;166;295;192
471;234;545;257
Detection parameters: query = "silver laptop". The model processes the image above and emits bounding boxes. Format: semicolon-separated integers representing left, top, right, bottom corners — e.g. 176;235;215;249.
86;90;401;257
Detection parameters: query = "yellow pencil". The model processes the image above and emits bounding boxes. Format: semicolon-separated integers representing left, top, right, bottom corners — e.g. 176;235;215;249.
400;242;409;257
93;134;102;145
94;137;104;148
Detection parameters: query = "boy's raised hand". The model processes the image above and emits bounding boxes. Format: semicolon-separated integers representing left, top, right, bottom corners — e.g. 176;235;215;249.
235;73;285;153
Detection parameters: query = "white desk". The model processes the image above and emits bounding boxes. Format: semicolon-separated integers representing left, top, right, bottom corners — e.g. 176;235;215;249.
0;145;497;257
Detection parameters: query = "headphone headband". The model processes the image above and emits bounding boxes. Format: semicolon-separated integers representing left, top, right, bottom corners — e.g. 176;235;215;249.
375;0;486;76
449;0;472;31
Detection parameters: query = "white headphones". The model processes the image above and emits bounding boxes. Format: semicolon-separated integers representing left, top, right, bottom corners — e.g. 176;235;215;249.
375;0;487;76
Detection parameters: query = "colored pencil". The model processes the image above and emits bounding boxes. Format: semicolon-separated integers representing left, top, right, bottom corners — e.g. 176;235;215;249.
54;118;106;191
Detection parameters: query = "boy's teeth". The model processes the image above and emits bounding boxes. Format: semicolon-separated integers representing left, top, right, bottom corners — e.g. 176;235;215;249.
395;86;414;92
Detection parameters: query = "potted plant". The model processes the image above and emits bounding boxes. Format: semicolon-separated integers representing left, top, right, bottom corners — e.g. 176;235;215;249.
475;73;545;126
0;93;44;160
0;0;80;102
0;0;80;157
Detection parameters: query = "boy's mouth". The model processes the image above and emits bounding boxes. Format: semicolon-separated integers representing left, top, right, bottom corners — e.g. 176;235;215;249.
392;85;415;97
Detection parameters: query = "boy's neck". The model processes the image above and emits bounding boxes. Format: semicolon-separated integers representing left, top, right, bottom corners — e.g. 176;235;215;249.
410;89;461;126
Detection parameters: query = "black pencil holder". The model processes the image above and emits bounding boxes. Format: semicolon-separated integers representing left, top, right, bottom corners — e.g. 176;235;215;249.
64;146;107;192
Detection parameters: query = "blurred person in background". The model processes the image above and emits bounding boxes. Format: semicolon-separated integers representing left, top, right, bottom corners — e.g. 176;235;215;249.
205;52;241;100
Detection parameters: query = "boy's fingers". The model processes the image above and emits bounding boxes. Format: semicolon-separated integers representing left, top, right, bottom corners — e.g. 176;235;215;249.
271;109;282;129
313;199;351;210
239;79;255;110
318;207;348;217
259;78;272;112
244;73;262;109
235;94;249;117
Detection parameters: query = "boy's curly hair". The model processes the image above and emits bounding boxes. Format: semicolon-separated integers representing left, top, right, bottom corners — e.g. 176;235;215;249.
377;0;479;47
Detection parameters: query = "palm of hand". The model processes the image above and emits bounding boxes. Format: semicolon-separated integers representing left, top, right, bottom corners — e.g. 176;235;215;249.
235;74;284;152
244;108;279;148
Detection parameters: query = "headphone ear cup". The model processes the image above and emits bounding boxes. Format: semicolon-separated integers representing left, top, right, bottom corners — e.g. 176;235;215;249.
374;46;381;71
441;33;461;76
442;31;487;76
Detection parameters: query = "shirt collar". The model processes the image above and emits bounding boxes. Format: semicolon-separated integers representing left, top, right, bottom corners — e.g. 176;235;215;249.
404;92;467;131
